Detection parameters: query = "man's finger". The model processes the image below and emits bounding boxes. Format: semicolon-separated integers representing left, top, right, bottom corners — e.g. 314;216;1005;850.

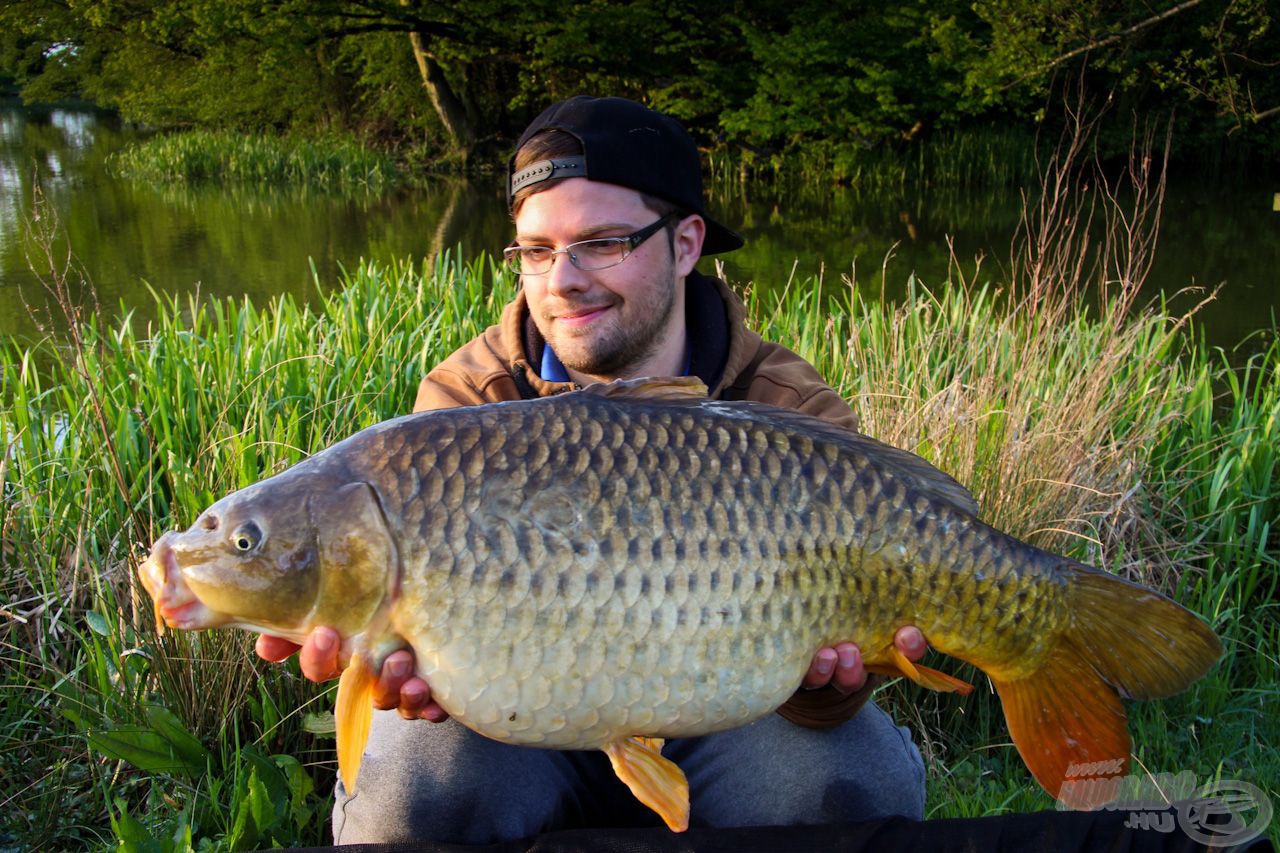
398;678;451;722
420;701;450;723
374;651;415;710
297;626;342;682
895;626;927;661
801;647;838;689
832;642;866;693
255;634;301;663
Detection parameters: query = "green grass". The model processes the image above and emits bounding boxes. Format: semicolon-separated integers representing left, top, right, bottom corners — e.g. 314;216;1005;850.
2;250;1277;847
109;129;400;189
705;126;1042;190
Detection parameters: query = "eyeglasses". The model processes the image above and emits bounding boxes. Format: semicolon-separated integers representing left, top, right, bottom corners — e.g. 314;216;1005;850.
503;214;673;275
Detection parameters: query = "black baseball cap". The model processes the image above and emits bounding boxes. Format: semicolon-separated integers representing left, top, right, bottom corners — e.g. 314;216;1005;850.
508;96;744;255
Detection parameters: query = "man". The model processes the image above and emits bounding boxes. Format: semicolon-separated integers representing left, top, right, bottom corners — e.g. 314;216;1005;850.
257;95;929;844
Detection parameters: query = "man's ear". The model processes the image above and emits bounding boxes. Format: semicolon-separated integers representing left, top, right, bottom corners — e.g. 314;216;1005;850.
672;214;706;278
309;482;398;635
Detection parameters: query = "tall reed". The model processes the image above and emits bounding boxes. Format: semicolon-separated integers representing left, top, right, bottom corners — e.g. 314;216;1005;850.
110;130;399;189
705;126;1041;191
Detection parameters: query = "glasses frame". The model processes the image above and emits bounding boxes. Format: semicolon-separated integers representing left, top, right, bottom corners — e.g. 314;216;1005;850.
503;213;675;276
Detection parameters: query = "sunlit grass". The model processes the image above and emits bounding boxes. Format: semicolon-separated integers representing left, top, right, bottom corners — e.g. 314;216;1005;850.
109;129;399;189
2;250;1276;846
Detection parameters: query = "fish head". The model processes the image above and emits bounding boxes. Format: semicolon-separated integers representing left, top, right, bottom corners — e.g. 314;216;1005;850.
139;473;397;641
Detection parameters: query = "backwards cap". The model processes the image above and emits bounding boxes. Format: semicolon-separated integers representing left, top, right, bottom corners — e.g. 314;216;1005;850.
508;96;744;255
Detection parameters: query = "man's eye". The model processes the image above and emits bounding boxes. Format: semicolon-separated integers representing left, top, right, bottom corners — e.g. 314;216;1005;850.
575;239;624;257
520;247;552;260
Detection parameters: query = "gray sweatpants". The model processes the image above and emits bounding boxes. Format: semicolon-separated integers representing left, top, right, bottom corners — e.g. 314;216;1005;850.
331;700;926;844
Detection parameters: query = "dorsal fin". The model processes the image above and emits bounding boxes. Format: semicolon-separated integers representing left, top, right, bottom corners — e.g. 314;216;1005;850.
836;429;980;516
578;376;709;401
701;400;980;517
573;380;978;518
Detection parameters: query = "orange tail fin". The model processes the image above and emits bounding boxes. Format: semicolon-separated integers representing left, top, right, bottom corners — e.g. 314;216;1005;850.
992;562;1221;807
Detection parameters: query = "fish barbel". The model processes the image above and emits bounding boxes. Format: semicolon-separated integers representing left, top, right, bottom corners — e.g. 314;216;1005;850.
138;377;1221;830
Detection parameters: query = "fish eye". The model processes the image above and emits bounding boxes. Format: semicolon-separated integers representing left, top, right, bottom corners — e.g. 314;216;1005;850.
230;521;263;553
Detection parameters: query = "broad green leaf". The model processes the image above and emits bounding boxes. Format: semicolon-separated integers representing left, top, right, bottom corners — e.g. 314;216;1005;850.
86;610;111;636
145;704;210;769
302;711;335;736
247;769;277;836
89;727;202;776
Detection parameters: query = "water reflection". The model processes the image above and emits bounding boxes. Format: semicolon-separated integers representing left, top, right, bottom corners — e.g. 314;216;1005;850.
1;99;1274;357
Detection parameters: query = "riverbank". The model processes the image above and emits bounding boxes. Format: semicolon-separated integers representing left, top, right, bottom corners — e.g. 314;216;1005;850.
109;129;400;190
2;251;1276;847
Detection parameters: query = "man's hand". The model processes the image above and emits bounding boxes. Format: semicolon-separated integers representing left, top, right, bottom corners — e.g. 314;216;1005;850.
254;628;449;722
800;626;927;693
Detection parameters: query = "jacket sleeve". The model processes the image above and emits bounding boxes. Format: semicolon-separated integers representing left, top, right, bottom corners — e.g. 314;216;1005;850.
411;325;525;413
776;679;881;729
414;367;495;413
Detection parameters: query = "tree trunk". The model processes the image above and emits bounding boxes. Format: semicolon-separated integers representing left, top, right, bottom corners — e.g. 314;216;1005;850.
407;31;474;160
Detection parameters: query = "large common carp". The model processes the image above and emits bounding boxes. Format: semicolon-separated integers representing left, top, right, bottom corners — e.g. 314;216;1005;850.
138;378;1221;830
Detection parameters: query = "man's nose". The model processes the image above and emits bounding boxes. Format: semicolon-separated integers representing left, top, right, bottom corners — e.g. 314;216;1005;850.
543;250;590;296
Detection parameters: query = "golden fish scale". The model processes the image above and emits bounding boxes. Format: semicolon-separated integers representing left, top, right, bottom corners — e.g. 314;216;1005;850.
354;394;1070;749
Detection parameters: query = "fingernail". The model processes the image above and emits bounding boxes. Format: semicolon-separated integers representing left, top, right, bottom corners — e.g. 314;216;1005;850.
816;657;834;675
388;657;410;678
838;647;858;669
402;682;424;703
313;631;334;652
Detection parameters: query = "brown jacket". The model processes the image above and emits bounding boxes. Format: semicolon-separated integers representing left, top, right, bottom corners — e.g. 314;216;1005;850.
413;271;876;728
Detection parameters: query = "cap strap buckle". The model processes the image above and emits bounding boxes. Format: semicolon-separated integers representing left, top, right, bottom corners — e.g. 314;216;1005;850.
510;156;587;196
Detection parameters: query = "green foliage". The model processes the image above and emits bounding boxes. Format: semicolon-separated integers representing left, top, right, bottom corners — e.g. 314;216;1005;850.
109;129;400;188
0;252;508;847
719;2;972;146
1;1;1274;167
107;749;318;852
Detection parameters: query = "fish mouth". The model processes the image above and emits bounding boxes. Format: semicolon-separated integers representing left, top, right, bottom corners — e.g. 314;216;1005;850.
138;534;224;632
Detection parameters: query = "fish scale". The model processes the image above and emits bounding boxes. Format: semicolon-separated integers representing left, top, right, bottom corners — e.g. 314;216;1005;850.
139;376;1221;831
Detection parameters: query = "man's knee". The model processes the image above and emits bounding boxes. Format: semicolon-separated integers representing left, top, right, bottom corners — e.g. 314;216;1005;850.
816;703;926;822
675;700;926;826
820;701;926;821
331;714;573;844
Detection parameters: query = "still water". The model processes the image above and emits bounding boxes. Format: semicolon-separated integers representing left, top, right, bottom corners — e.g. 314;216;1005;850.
2;100;1276;354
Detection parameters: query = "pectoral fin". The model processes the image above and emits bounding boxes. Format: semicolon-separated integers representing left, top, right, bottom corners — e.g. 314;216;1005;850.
603;736;690;832
867;646;975;694
335;655;376;794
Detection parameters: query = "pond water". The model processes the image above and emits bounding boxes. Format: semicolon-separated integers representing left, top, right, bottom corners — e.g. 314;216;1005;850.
2;100;1276;357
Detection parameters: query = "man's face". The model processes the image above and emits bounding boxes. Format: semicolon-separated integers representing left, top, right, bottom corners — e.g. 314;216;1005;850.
514;178;702;380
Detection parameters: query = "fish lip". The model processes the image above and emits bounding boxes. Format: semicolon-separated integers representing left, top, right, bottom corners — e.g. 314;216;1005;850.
139;534;177;603
159;597;214;629
139;535;223;630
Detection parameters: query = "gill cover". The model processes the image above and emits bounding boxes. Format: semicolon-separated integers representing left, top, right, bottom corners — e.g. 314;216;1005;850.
307;481;400;636
315;481;400;797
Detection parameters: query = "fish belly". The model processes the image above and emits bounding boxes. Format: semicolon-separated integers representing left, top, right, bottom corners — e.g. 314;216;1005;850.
394;550;830;748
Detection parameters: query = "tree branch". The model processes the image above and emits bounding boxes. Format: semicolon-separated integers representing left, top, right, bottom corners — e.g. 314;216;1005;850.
1000;0;1206;92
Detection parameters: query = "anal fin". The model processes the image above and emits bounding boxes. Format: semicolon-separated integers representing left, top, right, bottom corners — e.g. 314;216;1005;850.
335;655;376;795
867;646;975;694
603;736;689;832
